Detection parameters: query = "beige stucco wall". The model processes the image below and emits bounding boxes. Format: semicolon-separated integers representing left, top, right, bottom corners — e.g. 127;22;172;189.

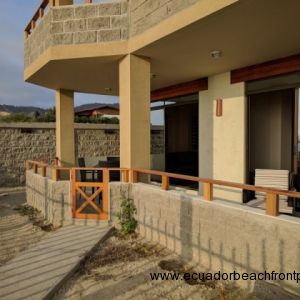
199;72;246;202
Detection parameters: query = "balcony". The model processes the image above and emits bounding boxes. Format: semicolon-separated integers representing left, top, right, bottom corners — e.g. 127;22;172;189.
24;1;129;69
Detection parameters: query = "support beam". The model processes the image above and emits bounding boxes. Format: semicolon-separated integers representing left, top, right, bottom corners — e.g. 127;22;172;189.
151;78;208;101
56;89;75;167
119;54;151;174
55;0;74;5
231;53;300;84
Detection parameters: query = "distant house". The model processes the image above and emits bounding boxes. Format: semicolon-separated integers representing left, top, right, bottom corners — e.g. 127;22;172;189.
0;111;10;117
75;104;119;118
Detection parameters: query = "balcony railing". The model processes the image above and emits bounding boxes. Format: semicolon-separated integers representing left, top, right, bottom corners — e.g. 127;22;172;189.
26;160;300;217
24;0;95;39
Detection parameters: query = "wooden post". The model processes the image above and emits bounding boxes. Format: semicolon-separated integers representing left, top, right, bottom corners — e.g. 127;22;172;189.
70;169;76;217
85;0;92;3
31;20;36;31
130;170;138;183
266;192;279;216
39;8;44;18
121;170;129;183
49;0;55;7
162;175;169;190
33;164;38;174
203;182;213;201
51;168;59;181
102;169;109;218
24;31;29;39
42;165;47;177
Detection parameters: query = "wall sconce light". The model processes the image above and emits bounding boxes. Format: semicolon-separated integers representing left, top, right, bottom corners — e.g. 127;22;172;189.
216;99;223;117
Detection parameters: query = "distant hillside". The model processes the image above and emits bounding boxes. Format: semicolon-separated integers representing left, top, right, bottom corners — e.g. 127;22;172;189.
0;103;119;114
0;105;47;114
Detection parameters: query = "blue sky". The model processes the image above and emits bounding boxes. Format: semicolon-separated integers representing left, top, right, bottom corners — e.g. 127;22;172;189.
0;1;163;124
0;1;118;108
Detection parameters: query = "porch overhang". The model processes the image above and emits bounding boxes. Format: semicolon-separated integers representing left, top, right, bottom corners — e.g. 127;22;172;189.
24;0;300;94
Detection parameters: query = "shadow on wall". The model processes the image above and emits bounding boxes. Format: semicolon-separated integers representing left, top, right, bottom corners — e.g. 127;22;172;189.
132;183;300;296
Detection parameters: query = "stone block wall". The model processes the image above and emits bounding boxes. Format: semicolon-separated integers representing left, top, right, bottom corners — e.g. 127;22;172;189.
24;0;202;67
110;182;300;295
0;123;164;187
25;1;129;67
129;0;198;36
26;170;71;227
0;124;56;187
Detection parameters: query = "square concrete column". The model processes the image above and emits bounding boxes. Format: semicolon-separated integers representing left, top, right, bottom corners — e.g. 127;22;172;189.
199;72;246;202
56;89;75;167
119;54;151;173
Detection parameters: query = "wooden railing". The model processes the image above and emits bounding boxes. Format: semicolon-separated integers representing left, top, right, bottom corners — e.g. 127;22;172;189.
70;167;129;220
25;0;95;39
132;168;300;217
25;161;300;218
26;159;70;181
25;161;130;182
24;0;54;39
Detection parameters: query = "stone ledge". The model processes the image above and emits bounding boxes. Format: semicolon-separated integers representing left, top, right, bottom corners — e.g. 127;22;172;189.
0;123;164;130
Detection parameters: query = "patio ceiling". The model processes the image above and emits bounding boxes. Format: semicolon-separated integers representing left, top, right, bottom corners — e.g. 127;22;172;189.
25;0;300;95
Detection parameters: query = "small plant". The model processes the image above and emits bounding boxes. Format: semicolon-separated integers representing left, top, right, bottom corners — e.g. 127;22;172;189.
117;195;137;234
15;204;54;232
15;204;39;220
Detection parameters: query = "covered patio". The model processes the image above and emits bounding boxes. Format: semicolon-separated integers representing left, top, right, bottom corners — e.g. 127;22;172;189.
20;0;300;294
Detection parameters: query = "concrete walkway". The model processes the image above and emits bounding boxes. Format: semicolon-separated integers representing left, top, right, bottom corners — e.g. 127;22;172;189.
0;224;112;300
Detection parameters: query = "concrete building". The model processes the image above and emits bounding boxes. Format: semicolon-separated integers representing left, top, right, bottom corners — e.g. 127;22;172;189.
24;0;300;203
23;1;300;294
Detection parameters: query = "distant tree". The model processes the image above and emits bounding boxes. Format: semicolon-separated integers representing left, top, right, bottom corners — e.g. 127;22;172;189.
33;111;40;119
0;106;119;124
36;107;56;122
75;115;119;124
0;112;33;122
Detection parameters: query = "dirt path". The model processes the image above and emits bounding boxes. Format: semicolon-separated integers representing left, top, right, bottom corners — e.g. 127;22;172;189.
54;233;259;300
0;188;46;265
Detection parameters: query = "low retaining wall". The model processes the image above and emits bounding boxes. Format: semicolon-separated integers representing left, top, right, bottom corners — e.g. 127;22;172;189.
111;182;300;295
26;170;72;227
26;174;300;295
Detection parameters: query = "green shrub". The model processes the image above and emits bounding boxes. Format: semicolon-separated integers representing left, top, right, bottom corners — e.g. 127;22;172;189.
0;112;33;122
117;195;137;234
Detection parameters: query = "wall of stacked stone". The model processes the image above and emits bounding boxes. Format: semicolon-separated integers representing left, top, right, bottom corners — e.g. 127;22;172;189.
0;123;164;187
24;0;203;67
110;182;300;295
26;170;72;227
123;0;198;36
25;1;129;67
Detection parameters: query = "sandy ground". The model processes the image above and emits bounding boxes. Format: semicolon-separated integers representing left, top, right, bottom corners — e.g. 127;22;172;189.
0;188;46;266
54;233;260;300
